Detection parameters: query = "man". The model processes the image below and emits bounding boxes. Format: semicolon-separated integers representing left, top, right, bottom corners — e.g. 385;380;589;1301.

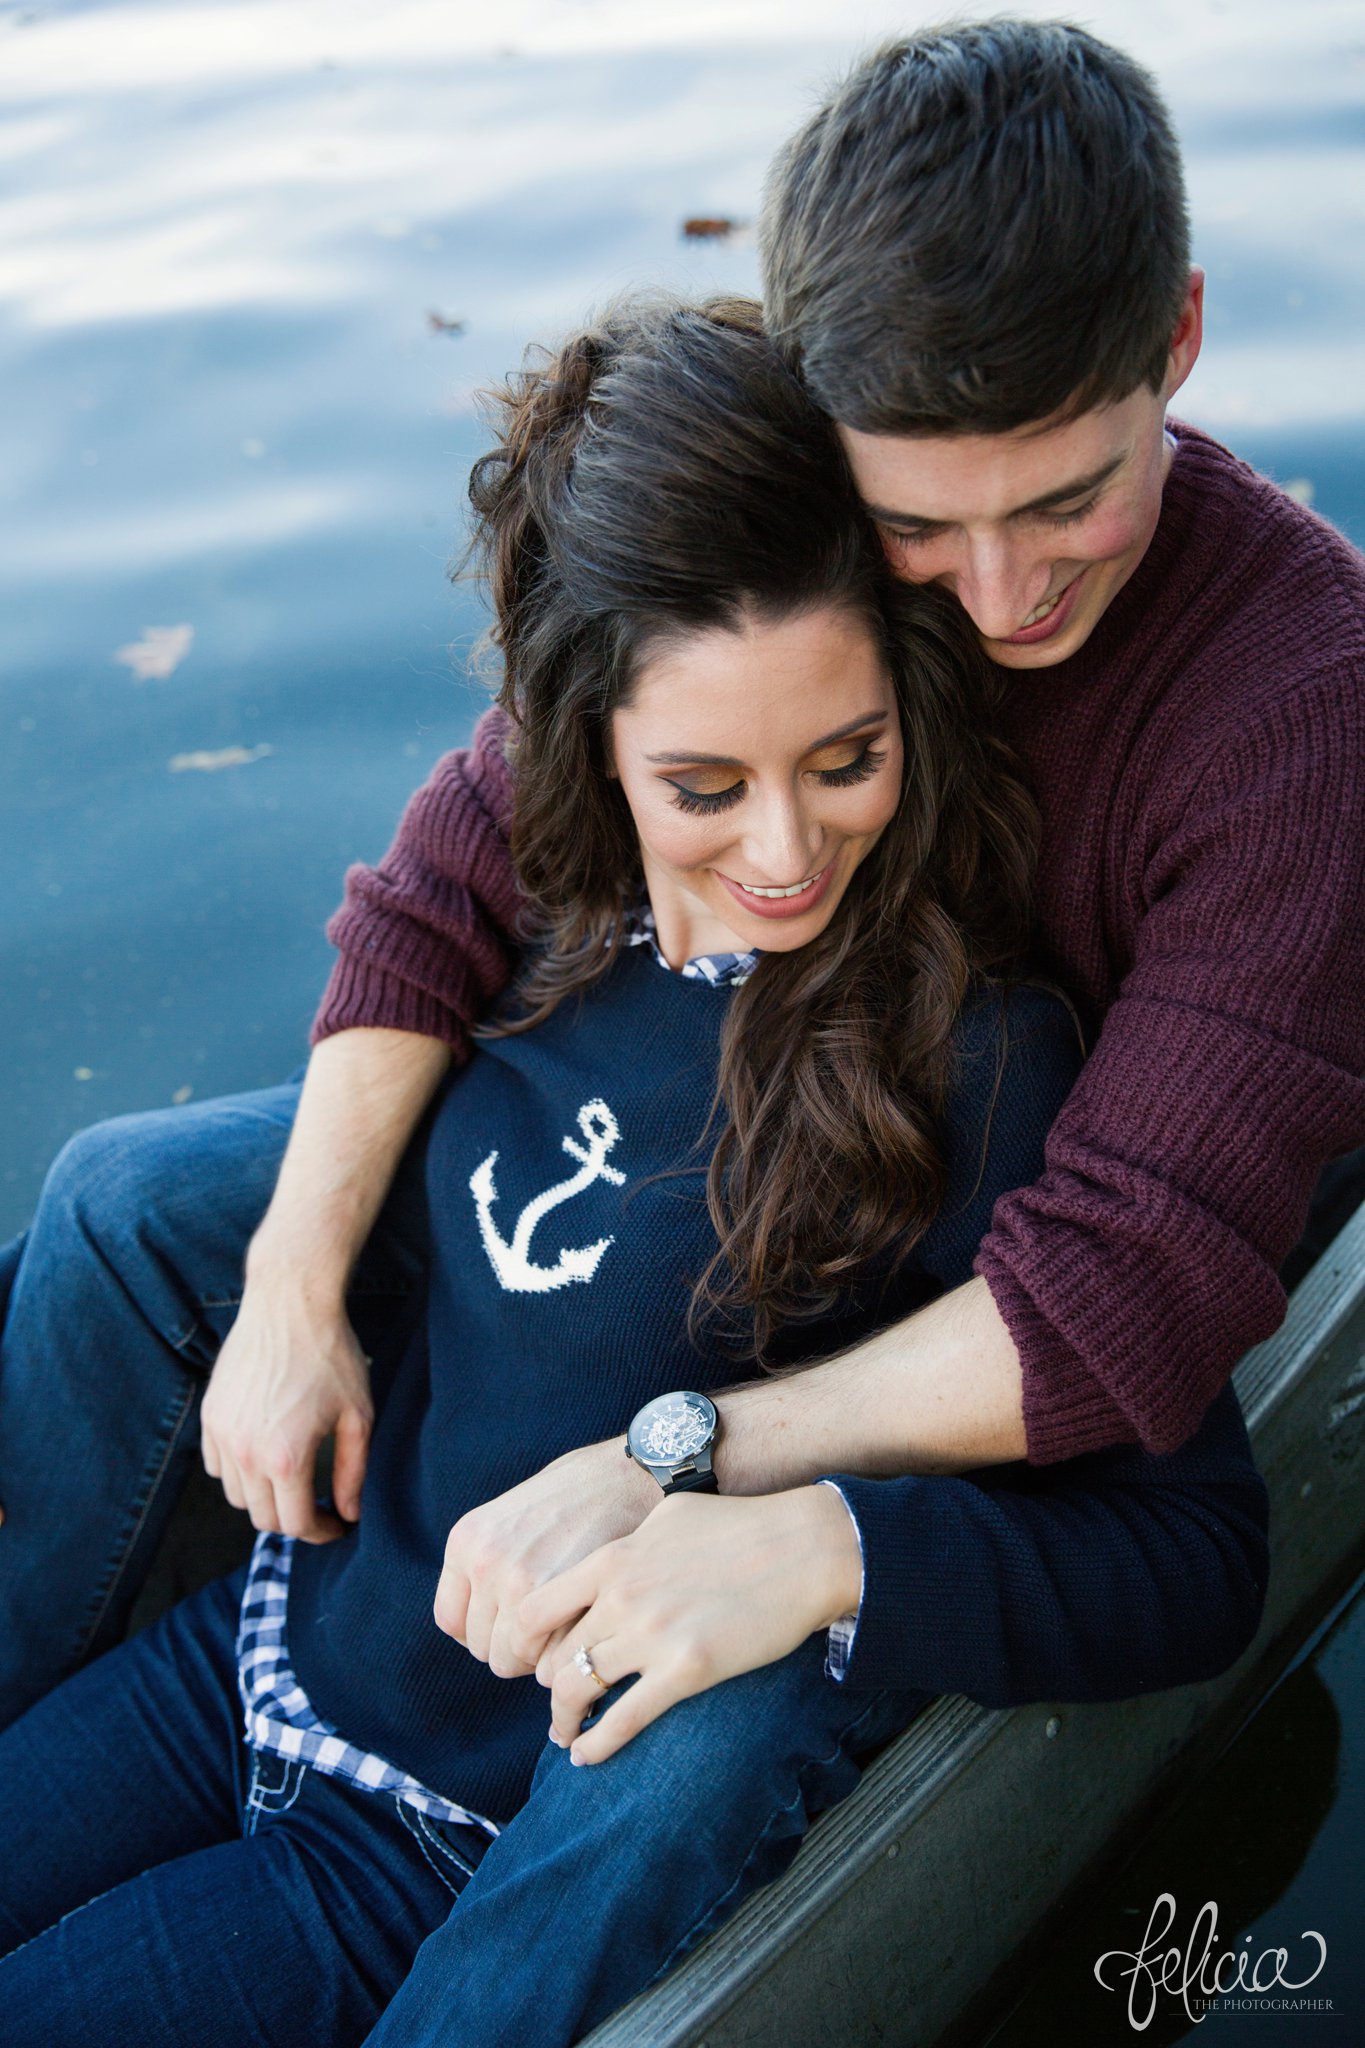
0;18;1360;2043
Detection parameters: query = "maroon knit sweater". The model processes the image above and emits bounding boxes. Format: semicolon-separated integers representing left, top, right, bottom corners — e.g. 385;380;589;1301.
313;425;1365;1463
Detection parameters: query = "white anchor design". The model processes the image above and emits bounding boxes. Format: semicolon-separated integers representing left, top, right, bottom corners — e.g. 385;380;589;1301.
469;1098;627;1293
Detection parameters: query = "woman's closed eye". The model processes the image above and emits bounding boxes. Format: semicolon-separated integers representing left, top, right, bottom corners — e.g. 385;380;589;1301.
666;743;888;816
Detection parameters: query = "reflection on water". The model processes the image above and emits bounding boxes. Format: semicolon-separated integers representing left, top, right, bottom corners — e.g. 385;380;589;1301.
2;0;1363;1231
2;0;1363;2023
987;1573;1365;2046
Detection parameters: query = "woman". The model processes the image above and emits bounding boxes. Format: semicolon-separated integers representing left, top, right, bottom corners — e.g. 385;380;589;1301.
0;298;1266;2048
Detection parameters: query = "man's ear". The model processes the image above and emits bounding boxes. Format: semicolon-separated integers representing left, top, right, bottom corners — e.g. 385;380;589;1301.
1164;266;1205;403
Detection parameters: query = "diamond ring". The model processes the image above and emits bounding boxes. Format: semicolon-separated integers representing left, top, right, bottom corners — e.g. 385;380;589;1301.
572;1644;610;1693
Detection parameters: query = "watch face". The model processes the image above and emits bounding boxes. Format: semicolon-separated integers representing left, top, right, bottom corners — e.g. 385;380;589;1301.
628;1390;716;1468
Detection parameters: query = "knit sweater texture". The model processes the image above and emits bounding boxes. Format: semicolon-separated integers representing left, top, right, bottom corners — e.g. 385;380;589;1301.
312;424;1365;1463
289;954;1267;1820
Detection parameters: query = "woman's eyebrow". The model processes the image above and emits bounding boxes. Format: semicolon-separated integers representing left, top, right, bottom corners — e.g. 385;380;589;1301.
644;712;889;767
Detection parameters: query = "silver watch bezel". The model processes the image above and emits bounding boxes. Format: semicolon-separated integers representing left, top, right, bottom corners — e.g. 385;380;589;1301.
625;1389;719;1486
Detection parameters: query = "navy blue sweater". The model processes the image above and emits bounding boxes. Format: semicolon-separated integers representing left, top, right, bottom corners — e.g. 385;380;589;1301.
289;946;1268;1821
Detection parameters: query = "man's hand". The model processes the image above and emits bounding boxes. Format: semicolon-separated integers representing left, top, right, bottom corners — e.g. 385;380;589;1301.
433;1439;659;1677
521;1485;863;1764
200;1279;374;1542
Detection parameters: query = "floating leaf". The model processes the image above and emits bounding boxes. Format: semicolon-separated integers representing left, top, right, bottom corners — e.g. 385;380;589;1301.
168;743;274;773
115;623;194;682
681;216;745;240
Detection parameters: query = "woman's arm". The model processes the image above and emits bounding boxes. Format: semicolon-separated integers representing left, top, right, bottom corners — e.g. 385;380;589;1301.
200;1026;450;1539
819;1384;1268;1703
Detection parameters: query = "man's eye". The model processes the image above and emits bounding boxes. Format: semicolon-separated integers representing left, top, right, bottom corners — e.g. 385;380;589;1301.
1041;497;1098;528
667;780;745;816
882;524;939;549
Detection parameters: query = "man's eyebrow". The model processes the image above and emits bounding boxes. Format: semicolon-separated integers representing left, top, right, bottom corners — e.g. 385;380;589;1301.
644;710;889;767
866;453;1127;529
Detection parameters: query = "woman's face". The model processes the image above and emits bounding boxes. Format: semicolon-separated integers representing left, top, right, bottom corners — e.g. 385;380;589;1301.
610;602;903;968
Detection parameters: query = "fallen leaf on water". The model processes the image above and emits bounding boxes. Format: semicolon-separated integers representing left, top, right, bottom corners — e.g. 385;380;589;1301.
427;310;466;335
172;1085;193;1105
115;623;194;681
681;216;746;240
168;743;274;773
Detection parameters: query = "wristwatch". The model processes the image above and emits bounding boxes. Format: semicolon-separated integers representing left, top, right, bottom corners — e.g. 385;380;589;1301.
625;1390;720;1495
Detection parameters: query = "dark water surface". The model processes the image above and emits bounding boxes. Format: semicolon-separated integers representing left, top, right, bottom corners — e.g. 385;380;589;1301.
3;1;1363;2039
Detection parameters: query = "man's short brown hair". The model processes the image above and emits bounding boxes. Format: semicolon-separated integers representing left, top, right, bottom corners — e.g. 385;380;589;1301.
762;18;1191;434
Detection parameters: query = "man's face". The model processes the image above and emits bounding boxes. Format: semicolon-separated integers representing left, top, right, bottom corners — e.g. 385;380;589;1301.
837;274;1203;671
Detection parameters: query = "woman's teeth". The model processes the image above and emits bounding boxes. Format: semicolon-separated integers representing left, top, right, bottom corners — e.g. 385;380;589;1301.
737;875;820;899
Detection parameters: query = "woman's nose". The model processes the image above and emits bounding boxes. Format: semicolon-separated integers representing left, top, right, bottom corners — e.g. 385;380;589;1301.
739;791;822;884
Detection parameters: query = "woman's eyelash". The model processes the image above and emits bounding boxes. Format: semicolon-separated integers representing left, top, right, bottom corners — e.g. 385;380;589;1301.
817;742;887;787
669;781;744;816
666;743;887;815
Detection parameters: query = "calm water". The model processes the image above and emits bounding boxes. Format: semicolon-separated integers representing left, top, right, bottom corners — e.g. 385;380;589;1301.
2;0;1362;2036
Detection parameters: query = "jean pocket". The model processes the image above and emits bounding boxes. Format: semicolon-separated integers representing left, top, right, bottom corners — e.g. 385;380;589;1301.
244;1750;307;1835
397;1802;492;1894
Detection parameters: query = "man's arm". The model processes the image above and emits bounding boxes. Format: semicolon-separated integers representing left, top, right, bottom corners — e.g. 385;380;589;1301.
981;662;1365;1462
201;1027;451;1537
717;663;1365;1479
712;1274;1024;1481
310;706;519;1047
201;707;523;1536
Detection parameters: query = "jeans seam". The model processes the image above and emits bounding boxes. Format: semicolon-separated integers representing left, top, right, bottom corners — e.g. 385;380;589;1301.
397;1801;465;1898
415;1808;478;1879
73;1374;200;1662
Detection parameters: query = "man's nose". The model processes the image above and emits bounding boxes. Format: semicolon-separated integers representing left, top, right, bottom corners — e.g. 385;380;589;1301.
952;535;1049;642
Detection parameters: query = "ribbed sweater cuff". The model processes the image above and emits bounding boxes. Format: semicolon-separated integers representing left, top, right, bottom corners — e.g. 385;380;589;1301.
310;951;473;1055
815;1472;956;1693
977;1252;1138;1466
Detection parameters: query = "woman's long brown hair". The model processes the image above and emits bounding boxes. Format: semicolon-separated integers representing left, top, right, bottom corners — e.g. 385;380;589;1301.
465;296;1037;1360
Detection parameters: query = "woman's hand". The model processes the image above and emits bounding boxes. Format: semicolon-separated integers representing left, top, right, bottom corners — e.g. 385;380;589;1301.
520;1485;863;1764
433;1440;660;1676
200;1278;374;1542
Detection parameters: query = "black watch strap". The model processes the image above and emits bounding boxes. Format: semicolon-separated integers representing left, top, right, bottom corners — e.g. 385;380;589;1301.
661;1467;719;1496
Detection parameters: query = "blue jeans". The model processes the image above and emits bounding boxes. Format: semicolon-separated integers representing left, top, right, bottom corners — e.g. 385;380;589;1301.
0;1086;921;2043
0;1566;918;2046
0;1081;430;1729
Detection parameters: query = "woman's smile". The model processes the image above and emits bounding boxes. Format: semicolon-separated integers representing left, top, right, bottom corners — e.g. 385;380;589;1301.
715;860;837;920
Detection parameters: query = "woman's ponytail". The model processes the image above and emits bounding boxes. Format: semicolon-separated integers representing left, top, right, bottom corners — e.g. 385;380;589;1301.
466;327;612;693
